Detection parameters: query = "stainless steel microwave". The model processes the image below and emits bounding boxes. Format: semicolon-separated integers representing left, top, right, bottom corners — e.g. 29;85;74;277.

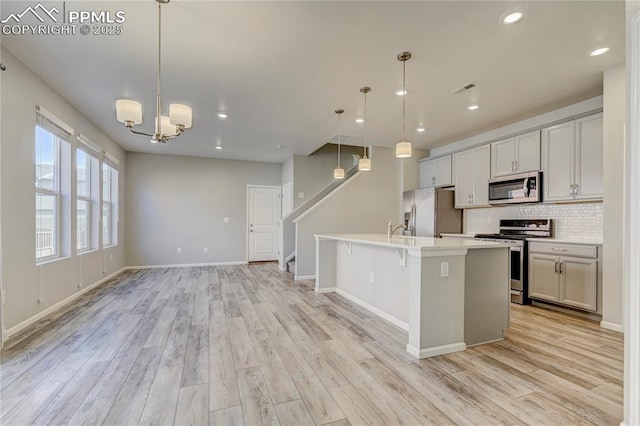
488;171;541;205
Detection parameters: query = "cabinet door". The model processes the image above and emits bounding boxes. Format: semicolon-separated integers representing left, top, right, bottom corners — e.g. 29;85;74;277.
542;121;575;202
529;253;560;302
490;138;516;178
419;161;436;188
574;113;603;200
434;156;452;186
515;130;541;173
472;145;491;206
559;256;598;312
453;150;474;208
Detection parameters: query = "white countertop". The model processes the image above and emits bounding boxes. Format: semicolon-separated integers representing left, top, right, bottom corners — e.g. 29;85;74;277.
440;233;477;238
527;237;603;246
315;233;514;250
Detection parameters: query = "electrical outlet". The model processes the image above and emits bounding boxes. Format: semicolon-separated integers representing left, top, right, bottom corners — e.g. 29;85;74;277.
298;192;305;199
440;262;449;278
37;298;45;304
77;283;83;288
204;247;208;253
369;272;375;283
177;248;182;254
223;217;229;223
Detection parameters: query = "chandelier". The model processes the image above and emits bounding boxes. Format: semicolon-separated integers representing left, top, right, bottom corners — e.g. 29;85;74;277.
115;0;192;143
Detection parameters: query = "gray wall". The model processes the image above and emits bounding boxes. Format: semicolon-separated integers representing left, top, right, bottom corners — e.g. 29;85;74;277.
126;153;281;266
292;152;353;209
602;63;626;330
282;156;293;186
1;48;126;332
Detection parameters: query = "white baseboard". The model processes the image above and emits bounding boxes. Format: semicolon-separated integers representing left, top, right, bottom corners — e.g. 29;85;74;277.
126;261;248;270
295;275;315;281
335;288;409;331
316;287;336;294
406;342;466;359
4;267;128;340
600;321;624;333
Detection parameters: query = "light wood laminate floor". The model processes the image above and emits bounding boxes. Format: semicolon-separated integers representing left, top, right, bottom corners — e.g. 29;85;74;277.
0;265;623;425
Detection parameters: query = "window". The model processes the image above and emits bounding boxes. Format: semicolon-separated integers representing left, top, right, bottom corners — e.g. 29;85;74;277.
76;139;99;253
35;110;71;261
102;157;118;247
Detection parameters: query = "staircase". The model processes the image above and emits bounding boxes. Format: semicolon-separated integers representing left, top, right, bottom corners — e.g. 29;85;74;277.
280;156;360;275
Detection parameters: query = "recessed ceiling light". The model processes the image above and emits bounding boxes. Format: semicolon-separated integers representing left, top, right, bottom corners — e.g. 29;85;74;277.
589;47;610;57
416;127;426;132
467;104;479;111
217;113;228;119
502;12;524;25
215;145;222;150
276;144;283;149
395;90;407;96
355;118;365;123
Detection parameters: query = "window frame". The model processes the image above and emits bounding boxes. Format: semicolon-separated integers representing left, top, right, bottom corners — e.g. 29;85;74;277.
102;159;118;248
35;132;61;262
76;143;98;254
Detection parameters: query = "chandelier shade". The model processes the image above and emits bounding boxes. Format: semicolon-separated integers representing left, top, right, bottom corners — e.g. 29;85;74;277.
116;100;143;125
169;104;193;128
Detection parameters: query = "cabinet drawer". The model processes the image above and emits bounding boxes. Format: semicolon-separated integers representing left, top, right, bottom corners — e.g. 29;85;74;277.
529;242;597;258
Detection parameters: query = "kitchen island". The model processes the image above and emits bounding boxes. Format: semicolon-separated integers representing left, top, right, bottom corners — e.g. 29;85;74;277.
314;233;513;358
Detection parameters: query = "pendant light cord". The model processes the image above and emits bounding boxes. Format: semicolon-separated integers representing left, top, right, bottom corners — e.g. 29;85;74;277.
337;112;341;168
156;1;162;135
402;58;406;142
363;89;368;158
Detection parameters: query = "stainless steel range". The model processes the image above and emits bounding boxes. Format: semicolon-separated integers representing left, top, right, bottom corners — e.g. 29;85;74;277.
475;219;552;304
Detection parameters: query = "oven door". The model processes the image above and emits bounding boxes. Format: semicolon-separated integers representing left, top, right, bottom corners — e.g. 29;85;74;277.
510;246;524;292
488;171;541;205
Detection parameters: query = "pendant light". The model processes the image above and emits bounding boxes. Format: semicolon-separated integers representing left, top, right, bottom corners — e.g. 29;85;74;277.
395;52;412;158
333;109;345;179
358;86;372;171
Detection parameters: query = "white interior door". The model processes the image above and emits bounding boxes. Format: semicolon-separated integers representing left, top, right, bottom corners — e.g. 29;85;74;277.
248;186;281;262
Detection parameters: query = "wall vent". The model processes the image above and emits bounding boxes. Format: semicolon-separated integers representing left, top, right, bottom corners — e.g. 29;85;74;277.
452;83;476;94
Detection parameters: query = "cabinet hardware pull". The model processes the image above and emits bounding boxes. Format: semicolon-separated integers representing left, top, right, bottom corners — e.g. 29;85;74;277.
515;160;518;170
555;261;559;273
551;248;568;252
559;262;564;274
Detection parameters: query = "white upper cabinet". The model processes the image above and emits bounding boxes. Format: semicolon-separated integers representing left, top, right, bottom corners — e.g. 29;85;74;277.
574;114;604;200
453;145;490;208
490;130;541;178
419;155;452;188
542;113;603;202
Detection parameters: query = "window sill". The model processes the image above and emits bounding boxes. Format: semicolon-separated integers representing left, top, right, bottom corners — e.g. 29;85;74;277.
36;255;70;266
103;244;118;249
78;249;98;256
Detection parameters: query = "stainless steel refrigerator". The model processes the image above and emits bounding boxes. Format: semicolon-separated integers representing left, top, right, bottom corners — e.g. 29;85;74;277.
402;188;463;237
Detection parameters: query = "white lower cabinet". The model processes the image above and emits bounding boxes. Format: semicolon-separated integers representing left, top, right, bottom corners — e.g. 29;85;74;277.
528;242;599;313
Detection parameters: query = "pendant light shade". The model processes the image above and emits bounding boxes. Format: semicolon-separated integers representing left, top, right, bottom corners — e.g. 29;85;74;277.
359;86;372;172
333;108;345;179
358;157;372;171
395;141;412;158
395;52;413;158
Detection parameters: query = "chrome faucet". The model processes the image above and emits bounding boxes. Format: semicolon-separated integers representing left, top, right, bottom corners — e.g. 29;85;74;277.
387;220;405;239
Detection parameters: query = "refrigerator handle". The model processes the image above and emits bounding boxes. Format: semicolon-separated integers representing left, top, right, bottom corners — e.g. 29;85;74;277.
411;203;417;236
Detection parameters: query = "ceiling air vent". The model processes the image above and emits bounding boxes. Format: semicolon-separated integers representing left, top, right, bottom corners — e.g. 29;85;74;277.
452;83;476;94
329;133;355;143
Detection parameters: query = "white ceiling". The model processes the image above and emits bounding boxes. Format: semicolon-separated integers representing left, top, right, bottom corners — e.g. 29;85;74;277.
2;1;625;163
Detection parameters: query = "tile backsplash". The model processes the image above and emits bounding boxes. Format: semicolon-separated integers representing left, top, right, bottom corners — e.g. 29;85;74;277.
464;202;603;241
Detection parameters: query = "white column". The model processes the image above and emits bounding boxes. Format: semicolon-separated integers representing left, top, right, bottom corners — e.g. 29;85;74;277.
624;2;640;424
